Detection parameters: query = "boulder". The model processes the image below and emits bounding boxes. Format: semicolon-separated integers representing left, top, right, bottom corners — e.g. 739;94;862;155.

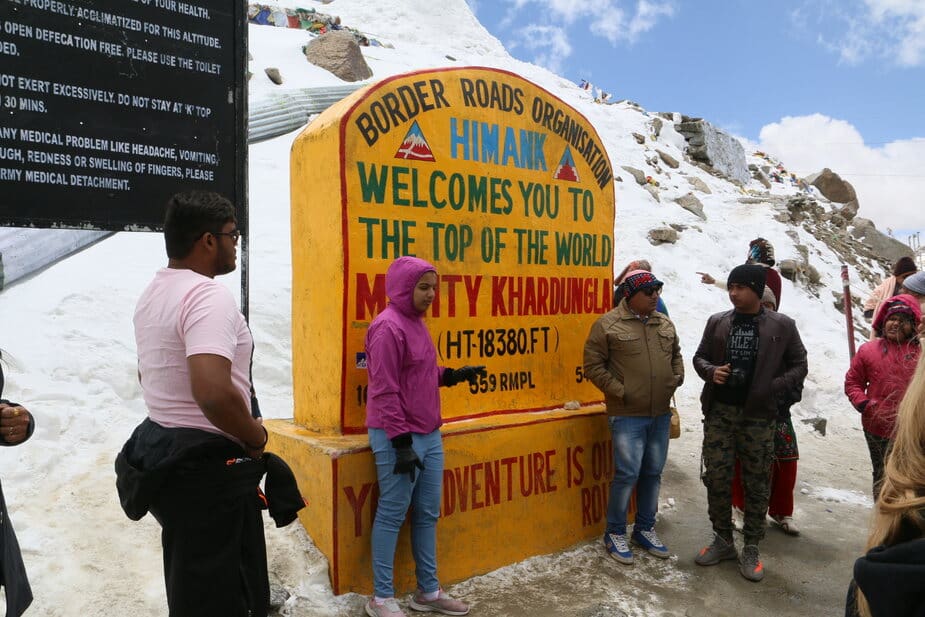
675;192;706;220
621;165;646;186
836;200;860;222
753;169;771;189
685;176;711;194
674;119;750;185
647;227;678;245
303;31;373;82
264;67;283;85
632;132;646;144
656;149;679;169
804;168;857;204
643;183;660;202
778;259;802;282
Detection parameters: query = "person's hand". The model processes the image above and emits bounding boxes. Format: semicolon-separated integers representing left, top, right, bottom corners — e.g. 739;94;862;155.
244;419;267;459
697;272;715;285
918;320;925;340
444;365;488;386
391;433;424;481
712;364;731;385
0;403;31;445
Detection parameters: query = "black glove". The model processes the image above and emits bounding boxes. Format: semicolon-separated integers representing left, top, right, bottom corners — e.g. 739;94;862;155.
443;365;487;386
391;433;424;481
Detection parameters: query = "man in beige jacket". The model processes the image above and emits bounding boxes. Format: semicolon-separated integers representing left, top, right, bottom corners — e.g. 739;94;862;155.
583;270;683;565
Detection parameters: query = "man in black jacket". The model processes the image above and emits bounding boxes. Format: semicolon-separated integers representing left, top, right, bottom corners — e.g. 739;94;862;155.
692;264;808;582
1;356;35;617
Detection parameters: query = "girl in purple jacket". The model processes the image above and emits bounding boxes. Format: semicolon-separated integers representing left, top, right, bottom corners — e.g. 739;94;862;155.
364;256;484;617
845;294;922;500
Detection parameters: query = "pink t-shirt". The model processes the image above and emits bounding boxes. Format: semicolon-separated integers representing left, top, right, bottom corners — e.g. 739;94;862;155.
134;268;252;441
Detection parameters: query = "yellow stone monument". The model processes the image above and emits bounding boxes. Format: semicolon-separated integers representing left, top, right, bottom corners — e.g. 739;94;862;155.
267;67;617;594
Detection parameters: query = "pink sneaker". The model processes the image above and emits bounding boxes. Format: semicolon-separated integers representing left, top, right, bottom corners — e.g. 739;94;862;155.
366;597;408;617
408;589;470;615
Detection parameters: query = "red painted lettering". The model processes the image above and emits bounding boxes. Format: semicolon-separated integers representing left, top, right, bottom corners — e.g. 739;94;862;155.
454;466;470;512
545;449;557;492
463;275;482;317
470;462;484;510
484;459;501;505
343;482;373;537
533;451;545;493
500;457;516;501
355;273;386;320
443;468;456;516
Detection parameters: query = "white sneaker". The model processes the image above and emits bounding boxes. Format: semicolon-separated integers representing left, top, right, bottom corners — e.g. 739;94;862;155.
770;515;800;536
732;506;744;533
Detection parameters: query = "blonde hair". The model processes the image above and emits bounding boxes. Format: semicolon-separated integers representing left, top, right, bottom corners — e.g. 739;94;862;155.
856;352;925;616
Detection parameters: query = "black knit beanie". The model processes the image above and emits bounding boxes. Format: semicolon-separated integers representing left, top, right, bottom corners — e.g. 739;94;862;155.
893;256;917;277
727;264;767;299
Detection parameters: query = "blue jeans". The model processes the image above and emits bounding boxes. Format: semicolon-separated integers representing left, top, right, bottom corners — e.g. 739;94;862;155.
606;414;670;535
369;428;443;598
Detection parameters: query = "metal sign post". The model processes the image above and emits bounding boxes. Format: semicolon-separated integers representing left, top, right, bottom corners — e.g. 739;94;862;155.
841;265;857;359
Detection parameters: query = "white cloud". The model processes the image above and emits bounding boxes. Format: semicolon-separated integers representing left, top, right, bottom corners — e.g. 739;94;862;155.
808;0;925;66
499;0;675;47
758;114;925;231
509;23;573;74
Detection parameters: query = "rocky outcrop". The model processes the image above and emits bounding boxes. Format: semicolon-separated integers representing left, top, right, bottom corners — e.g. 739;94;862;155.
850;218;915;265
303;31;373;81
648;227;678;245
804;168;857;204
674;119;750;185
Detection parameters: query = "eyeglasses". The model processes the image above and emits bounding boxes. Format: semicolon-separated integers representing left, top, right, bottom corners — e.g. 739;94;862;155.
212;229;241;242
641;286;662;296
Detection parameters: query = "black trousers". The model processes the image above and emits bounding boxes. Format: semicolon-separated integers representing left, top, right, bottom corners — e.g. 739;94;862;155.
864;430;891;502
151;477;269;617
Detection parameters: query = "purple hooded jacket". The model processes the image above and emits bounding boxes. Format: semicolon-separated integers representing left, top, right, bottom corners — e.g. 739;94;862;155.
365;256;447;439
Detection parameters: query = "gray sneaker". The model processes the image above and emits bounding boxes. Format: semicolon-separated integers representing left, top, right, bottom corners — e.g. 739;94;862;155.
694;533;738;566
739;544;765;582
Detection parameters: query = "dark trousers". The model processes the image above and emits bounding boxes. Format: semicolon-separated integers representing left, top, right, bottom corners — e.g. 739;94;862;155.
864;431;891;501
151;483;269;617
702;402;776;545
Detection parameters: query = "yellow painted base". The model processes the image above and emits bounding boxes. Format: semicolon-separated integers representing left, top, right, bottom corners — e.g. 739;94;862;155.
266;406;636;595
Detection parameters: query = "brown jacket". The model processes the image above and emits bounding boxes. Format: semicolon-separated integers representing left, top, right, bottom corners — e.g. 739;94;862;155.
693;309;807;419
583;300;683;417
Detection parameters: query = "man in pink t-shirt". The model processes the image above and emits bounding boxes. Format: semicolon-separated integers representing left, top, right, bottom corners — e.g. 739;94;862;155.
117;191;271;617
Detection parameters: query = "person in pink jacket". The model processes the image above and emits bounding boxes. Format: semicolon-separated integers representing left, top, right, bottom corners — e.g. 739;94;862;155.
845;294;922;499
364;256;485;617
862;257;917;339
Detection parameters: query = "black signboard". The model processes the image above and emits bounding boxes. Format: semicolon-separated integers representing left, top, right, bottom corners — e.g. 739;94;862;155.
0;0;247;231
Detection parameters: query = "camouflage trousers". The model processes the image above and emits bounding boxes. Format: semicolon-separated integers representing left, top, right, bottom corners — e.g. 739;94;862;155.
702;401;776;545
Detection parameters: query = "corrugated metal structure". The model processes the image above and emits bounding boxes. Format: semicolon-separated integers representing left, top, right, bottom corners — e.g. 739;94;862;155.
248;85;363;143
0;84;362;291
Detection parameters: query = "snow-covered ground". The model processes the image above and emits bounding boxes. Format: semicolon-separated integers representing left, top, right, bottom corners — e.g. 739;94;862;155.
1;1;883;615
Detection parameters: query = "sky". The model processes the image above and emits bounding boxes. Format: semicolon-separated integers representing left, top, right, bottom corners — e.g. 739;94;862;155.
465;0;925;246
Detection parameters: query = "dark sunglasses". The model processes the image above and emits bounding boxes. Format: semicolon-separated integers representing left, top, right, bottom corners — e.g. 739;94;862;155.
641;285;662;296
211;229;241;242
